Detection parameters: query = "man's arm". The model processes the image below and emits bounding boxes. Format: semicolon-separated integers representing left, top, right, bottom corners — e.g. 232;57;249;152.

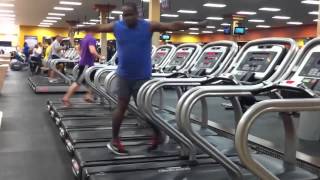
89;45;103;60
150;20;208;32
74;22;115;33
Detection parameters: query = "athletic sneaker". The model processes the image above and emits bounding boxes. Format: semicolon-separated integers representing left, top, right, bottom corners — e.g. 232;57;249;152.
107;139;129;156
147;135;169;151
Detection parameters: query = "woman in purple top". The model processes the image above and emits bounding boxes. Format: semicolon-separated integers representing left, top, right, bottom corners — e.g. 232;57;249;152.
62;30;103;106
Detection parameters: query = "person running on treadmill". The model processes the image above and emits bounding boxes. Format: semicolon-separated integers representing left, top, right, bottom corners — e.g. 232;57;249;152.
49;35;65;83
62;30;103;106
74;2;208;155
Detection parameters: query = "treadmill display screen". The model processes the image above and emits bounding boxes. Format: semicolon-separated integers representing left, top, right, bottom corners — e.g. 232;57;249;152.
196;52;222;69
299;52;320;78
152;48;170;65
237;52;277;72
169;49;194;66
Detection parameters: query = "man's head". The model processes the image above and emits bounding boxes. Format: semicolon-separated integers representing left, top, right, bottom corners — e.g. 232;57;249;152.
56;35;63;42
122;2;139;28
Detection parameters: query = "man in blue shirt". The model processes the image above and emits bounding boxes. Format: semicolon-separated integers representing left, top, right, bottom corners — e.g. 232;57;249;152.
75;2;207;155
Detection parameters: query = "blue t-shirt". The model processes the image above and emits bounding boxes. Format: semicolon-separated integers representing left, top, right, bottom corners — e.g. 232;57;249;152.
79;34;96;66
114;19;152;80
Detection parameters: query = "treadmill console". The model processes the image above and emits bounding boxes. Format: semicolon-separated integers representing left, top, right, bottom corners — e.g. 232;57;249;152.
299;52;320;78
168;47;195;66
152;47;171;66
232;45;284;82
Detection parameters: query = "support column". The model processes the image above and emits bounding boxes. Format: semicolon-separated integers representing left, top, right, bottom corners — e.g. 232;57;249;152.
94;4;116;57
66;20;79;47
149;0;160;46
317;3;320;36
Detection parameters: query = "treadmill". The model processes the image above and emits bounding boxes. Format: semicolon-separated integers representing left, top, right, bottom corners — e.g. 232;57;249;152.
60;41;237;154
28;48;87;93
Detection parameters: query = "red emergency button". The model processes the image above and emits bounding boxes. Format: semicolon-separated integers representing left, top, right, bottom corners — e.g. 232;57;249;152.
286;80;295;84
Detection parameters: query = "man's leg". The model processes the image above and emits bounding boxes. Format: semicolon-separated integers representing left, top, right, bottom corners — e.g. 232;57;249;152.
62;82;81;106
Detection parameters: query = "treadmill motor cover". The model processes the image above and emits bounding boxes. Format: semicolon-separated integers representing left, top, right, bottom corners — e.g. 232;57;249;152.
237;52;277;73
195;52;222;69
169;48;195;66
152;48;170;65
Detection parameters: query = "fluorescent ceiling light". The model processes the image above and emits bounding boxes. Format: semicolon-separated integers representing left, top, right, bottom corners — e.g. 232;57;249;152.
180;30;185;32
54;6;74;11
206;16;223;20
287;21;303;25
237;11;256;15
0;14;15;17
309;11;318;15
217;29;224;32
0;17;14;21
203;3;226;8
161;14;179;18
189;32;199;35
43;19;57;23
248;19;265;23
166;31;173;33
83;22;96;25
0;3;14;7
38;25;50;27
189;28;199;30
272;16;291;20
40;22;53;25
142;0;149;2
144;19;150;21
302;0;320;5
178;10;197;14
256;25;271;28
202;30;213;33
221;23;231;26
0;9;14;13
59;1;82;6
76;24;85;27
46;16;62;20
112;11;123;14
259;7;281;12
108;16;115;19
206;26;216;29
184;21;198;24
48;13;65;16
90;19;100;22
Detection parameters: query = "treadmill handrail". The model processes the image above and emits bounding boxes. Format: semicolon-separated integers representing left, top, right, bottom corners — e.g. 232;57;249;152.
235;98;320;180
84;65;108;95
224;37;298;84
50;58;78;84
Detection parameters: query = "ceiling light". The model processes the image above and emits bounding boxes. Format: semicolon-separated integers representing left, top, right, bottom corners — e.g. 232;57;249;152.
48;13;65;16
43;19;57;23
314;19;320;22
53;7;74;11
203;3;226;8
206;17;223;20
112;11;123;14
76;24;85;27
309;11;319;15
0;17;14;21
90;19;100;22
256;25;271;28
217;29;224;32
287;21;303;25
166;31;173;34
189;28;199;30
180;30;185;32
202;30;213;33
142;0;149;2
206;26;216;29
108;16;115;19
161;14;179;18
302;0;320;5
259;7;281;12
272;16;291;20
59;1;82;6
0;14;15;17
0;3;14;7
237;11;257;15
40;22;53;25
184;21;198;24
38;25;50;27
83;22;96;25
189;32;199;35
46;16;62;20
178;10;197;14
0;10;14;13
221;23;231;26
248;19;265;23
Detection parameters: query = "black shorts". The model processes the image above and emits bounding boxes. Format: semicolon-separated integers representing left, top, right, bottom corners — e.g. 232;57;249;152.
114;75;149;100
76;65;95;85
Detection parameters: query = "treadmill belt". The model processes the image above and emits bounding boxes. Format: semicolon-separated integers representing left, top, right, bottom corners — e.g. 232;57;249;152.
61;118;138;129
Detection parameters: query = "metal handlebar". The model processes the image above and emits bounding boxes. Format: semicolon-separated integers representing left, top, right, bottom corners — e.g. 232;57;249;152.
235;98;320;180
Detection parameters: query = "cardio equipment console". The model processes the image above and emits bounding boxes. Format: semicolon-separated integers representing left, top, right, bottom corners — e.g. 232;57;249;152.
152;45;176;71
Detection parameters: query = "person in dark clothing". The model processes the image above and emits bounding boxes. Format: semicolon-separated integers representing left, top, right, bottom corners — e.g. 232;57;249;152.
23;42;30;63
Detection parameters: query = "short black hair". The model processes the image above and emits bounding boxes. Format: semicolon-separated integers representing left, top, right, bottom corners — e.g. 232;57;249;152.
123;2;138;13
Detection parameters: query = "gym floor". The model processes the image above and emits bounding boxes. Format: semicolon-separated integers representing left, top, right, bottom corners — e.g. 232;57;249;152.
0;70;319;180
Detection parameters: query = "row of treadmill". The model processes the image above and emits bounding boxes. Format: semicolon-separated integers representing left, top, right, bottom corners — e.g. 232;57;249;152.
46;37;320;180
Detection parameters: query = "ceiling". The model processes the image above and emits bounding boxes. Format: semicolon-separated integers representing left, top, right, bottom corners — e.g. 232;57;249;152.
4;0;320;34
